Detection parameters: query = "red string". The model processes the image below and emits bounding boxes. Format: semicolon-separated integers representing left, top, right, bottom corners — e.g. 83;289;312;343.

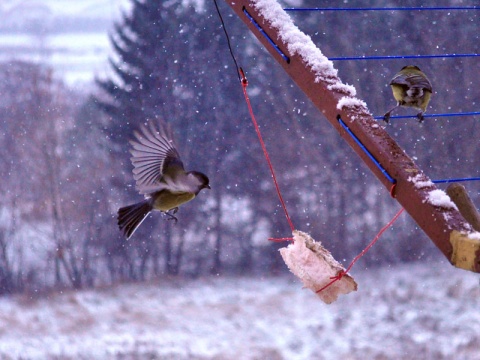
268;237;294;242
317;207;405;293
239;68;295;232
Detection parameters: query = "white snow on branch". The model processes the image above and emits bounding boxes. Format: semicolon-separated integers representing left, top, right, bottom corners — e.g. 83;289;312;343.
425;189;458;210
251;0;368;113
468;231;480;241
337;96;368;111
328;82;357;96
408;173;434;189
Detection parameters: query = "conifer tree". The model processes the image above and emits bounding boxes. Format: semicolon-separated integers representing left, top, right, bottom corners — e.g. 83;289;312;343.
96;0;198;145
96;0;251;274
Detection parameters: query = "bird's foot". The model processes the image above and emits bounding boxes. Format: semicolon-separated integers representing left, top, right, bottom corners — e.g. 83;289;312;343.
417;113;425;123
165;209;178;224
383;112;391;124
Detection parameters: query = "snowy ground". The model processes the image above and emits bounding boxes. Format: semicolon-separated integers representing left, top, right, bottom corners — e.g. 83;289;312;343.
0;260;479;360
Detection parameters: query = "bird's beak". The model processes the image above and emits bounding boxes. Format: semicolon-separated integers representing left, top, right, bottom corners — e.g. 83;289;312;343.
206;185;211;189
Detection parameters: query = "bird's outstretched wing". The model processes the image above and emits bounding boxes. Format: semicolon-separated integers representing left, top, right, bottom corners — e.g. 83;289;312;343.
390;73;432;92
130;121;184;194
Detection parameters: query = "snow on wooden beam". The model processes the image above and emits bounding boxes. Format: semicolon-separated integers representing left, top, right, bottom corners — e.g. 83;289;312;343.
225;0;480;273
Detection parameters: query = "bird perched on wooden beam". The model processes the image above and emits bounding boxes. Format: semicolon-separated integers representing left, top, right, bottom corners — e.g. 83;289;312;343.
118;121;210;239
383;65;432;123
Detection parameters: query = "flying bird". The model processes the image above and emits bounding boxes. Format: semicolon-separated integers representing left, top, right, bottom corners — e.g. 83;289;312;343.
383;65;432;123
118;121;210;239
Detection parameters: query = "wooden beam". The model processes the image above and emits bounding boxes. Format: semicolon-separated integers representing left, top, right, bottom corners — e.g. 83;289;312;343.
447;183;480;232
224;0;480;273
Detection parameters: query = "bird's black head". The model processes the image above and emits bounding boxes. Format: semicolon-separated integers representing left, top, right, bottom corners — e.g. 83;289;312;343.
190;171;211;193
401;65;421;71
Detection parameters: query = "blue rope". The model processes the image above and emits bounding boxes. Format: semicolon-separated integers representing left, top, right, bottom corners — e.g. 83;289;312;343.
433;177;480;184
338;117;480;187
280;8;480;188
330;54;480;61
337;116;396;184
373;112;480;121
243;7;290;63
285;7;480;12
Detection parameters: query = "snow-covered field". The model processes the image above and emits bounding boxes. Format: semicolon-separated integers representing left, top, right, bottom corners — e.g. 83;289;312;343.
0;260;478;359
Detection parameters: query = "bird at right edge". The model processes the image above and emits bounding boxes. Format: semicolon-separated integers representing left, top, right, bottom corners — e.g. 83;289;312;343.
383;65;433;124
117;121;210;239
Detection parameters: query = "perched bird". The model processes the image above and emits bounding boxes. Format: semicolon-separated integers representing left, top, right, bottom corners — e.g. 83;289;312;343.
118;121;210;239
383;65;432;123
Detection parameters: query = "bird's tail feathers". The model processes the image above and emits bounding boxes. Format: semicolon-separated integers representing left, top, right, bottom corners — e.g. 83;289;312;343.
118;201;152;239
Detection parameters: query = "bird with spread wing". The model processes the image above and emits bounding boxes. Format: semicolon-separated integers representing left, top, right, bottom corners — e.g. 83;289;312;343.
117;121;210;239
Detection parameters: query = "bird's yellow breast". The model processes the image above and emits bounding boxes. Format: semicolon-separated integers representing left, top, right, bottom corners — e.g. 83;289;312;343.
391;84;407;103
152;190;195;212
391;84;431;112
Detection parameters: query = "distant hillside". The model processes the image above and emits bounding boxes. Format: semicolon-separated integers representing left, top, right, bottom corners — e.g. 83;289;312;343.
0;0;130;85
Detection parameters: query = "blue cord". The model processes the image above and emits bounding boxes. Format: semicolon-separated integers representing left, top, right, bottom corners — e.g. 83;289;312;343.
338;117;480;186
284;7;480;12
243;8;290;63
433;178;480;184
284;7;480;188
330;54;480;61
373;112;480;121
337;116;396;184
